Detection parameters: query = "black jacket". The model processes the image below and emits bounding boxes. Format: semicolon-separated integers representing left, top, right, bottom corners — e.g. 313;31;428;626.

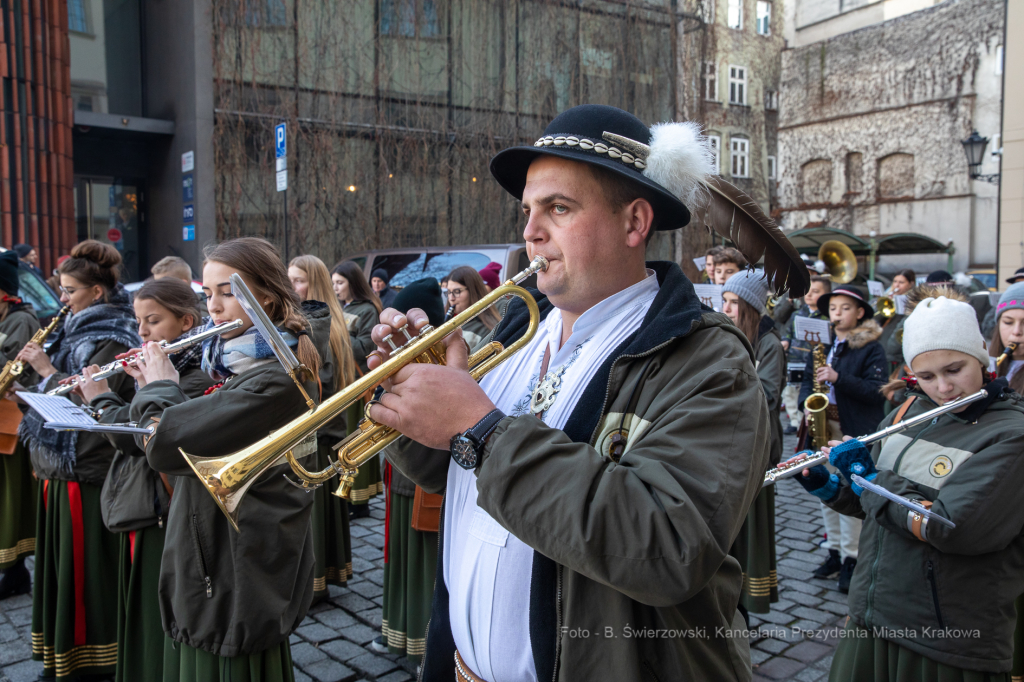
799;319;887;439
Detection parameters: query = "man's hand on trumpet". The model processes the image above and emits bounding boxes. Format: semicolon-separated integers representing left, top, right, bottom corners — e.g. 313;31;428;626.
366;308;498;451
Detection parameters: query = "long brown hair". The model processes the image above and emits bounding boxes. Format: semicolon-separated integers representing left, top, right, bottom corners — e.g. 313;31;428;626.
729;294;763;346
59;240;121;299
333;261;382;314
291;255;356;389
204;238;321;380
448;265;500;329
134;279;201;332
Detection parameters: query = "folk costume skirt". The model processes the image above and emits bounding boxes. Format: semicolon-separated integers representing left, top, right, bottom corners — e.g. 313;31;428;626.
115;524;165;682
831;623;1010;682
0;440;37;568
382;489;437;662
729;485;778;613
31;479;119;680
1011;594;1023;682
346;401;382;505
163;637;295;682
311;437;353;601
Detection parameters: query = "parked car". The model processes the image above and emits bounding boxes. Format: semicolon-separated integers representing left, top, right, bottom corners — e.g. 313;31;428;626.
966;268;997;292
341;244;536;290
0;247;63;324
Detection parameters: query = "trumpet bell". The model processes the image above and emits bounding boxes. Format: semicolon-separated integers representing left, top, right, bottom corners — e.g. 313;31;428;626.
876;296;897;318
817;240;858;284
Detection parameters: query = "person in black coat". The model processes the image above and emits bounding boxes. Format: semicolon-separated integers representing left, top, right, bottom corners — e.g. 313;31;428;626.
798;284;887;593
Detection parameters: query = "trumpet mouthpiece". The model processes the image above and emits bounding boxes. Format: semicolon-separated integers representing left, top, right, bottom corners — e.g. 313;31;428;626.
532;255;549;272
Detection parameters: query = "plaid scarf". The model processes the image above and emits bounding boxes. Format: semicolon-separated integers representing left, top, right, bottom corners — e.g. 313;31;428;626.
19;284;141;475
201;321;298;380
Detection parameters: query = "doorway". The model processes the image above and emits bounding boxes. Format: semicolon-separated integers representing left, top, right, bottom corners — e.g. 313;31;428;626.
73;177;146;282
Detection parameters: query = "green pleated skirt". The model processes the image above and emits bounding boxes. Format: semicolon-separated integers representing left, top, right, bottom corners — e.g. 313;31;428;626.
311;438;352;600
346;400;382;505
382;491;438;662
729;485;778;613
31;478;120;680
0;440;38;568
831;623;1010;682
1011;594;1023;681
163;637;295;682
116;524;166;682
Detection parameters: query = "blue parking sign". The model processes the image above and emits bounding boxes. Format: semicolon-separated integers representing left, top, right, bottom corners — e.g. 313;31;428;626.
275;123;286;159
183;225;195;241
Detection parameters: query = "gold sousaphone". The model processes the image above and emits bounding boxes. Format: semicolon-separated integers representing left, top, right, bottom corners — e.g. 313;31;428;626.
183;257;549;531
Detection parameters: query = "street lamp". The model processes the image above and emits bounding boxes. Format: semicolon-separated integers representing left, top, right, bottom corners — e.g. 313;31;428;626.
961;130;999;183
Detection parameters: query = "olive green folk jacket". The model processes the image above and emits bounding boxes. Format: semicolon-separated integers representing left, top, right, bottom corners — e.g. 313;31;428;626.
129;312;331;658
387;262;771;682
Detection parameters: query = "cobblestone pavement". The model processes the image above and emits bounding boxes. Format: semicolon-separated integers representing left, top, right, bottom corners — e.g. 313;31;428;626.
0;425;847;682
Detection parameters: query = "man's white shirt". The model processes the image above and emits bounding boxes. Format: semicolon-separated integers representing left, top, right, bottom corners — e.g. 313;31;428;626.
444;270;660;682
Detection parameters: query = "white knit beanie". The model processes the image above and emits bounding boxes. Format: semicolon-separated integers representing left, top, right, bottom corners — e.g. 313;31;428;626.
902;296;989;369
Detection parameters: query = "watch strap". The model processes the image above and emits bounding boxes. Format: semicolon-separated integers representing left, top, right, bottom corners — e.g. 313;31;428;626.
466;409;506;446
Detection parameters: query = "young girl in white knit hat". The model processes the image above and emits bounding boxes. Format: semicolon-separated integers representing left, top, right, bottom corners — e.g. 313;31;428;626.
784;293;1024;682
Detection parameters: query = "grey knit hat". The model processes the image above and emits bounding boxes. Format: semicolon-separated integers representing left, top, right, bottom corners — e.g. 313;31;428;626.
722;269;770;315
996;282;1024;319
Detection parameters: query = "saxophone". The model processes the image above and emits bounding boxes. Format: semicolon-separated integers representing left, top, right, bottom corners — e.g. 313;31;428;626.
804;343;831;450
0;306;70;396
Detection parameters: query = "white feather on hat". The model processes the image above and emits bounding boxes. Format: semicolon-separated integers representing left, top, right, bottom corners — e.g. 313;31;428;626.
642;122;716;209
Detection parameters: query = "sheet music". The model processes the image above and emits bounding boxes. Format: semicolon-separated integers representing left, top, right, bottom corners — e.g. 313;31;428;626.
17;392;153;434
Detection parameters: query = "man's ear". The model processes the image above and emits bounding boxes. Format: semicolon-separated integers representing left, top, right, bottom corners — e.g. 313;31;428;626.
626;198;655;248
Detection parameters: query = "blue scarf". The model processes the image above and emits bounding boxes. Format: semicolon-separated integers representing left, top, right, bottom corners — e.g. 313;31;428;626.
19;284;142;475
201;321;298;381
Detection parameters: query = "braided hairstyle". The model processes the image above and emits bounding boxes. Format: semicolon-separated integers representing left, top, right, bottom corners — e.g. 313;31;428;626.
204;238;321;380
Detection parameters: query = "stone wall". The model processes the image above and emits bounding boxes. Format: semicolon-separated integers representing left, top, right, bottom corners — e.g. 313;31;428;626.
777;0;1003;272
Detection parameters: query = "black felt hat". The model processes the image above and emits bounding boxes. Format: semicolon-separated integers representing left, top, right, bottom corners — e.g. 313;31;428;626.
489;104;717;231
392;277;444;327
817;284;874;319
0;250;20;297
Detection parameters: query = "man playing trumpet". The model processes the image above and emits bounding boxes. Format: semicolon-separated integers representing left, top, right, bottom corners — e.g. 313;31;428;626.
368;104;805;682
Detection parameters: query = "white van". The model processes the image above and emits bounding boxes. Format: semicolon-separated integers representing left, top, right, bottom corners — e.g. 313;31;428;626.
341;244;536;290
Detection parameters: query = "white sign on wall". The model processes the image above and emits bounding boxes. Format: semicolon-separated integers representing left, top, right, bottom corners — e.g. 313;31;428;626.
181;151;195;173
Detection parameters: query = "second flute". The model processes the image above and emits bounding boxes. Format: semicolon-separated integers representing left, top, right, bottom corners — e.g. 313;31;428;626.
48;319;243;396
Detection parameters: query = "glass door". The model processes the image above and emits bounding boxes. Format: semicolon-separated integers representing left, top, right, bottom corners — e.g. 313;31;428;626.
73;177;144;282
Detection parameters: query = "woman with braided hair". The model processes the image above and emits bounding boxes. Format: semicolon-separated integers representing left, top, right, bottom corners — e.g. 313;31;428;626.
127;237;325;682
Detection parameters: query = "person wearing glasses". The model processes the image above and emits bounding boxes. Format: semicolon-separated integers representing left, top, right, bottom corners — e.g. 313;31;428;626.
445;266;500;351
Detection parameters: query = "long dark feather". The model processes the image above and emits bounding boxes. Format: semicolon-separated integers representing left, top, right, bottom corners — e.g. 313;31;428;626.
694;176;810;297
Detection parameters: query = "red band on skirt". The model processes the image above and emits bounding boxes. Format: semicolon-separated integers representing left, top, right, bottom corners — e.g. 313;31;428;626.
43;480;48;509
129;530;137;564
383;461;392;564
66;482;87;647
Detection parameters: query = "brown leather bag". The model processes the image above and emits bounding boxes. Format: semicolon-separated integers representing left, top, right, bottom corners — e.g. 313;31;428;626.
411;485;443;533
0;398;23;455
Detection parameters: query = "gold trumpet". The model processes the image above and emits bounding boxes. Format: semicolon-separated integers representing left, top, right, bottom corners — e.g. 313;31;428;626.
183;256;548;531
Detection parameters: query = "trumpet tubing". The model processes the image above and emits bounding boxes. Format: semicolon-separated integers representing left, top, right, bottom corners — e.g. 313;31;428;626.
0;306;69;396
182;257;548;531
805;343;832;450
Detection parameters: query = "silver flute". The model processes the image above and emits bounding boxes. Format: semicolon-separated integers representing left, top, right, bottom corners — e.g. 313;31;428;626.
763;389;989;487
47;319;243;397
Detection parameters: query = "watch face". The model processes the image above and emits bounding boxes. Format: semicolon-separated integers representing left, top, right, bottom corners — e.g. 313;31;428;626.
451;435;478;469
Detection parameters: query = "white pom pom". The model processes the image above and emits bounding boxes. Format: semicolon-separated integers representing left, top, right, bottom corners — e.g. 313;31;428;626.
954;272;973;287
642;122;716;208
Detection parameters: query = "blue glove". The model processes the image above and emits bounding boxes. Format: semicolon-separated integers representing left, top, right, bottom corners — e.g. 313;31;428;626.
829;439;878;490
795;464;840;502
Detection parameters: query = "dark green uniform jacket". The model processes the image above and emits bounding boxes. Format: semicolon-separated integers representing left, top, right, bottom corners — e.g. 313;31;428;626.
343;299;378;373
31;340;135;485
755;316;785;467
825;382;1024;673
128;316;328;658
387;262;770;682
0;304;39;365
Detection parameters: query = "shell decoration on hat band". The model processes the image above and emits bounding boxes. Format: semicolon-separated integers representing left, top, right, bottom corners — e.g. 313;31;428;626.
533;132;649;170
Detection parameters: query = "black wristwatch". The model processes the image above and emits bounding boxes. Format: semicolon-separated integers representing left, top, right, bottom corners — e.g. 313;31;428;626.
450;409;506;470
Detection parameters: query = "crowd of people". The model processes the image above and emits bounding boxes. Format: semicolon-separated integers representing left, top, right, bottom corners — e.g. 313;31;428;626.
0;102;1022;682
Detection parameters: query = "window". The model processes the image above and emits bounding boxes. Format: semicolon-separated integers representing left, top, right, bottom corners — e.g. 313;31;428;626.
768;156;776;180
731;138;749;178
700;0;715;24
727;0;742;29
756;1;771;35
68;0;89;33
381;0;440;38
704;62;718;101
237;0;287;27
708;135;721;174
996;45;1003;75
764;90;778;110
729;66;747;105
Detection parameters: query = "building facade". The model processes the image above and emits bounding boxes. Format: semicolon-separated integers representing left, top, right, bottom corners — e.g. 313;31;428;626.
776;0;1004;275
